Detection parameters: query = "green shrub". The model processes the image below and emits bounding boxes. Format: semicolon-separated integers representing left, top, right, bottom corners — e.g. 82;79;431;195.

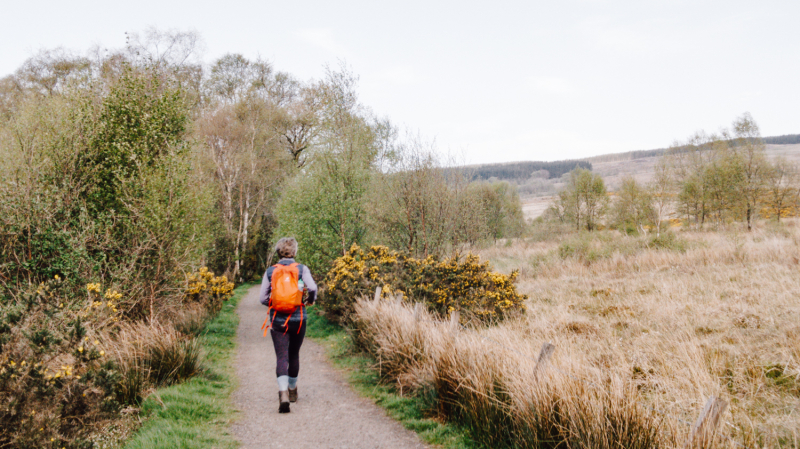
322;244;527;325
557;231;687;264
647;232;686;252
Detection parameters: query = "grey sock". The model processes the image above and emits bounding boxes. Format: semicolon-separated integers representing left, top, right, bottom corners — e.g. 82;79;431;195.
277;375;289;391
288;377;298;389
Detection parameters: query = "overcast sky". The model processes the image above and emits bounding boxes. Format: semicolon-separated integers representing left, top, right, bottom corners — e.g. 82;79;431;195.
3;0;798;164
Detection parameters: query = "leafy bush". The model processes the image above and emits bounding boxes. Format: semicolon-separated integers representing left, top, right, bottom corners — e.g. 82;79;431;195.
322;244;527;325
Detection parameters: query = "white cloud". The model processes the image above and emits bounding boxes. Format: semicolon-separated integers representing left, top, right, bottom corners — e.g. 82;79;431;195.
375;65;420;85
294;28;349;57
527;76;578;96
579;16;649;53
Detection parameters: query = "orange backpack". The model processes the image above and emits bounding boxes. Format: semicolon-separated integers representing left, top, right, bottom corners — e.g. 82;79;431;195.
261;263;304;336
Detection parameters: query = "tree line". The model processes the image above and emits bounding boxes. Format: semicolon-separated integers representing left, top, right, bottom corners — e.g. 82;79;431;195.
0;29;527;299
549;113;800;233
457;160;592;181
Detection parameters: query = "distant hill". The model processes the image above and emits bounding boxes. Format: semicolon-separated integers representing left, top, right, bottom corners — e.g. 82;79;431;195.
465;134;800;182
583;134;800;164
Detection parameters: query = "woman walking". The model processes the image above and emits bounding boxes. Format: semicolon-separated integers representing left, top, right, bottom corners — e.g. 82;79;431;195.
259;237;317;413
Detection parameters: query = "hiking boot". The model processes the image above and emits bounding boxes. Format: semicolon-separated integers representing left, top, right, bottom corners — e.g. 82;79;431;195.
278;390;290;413
288;387;298;403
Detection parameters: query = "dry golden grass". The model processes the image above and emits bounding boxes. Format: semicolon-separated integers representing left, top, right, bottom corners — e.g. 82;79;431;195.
352;220;800;448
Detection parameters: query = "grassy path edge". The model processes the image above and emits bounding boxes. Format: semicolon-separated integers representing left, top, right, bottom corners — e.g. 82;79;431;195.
121;284;251;449
304;306;478;449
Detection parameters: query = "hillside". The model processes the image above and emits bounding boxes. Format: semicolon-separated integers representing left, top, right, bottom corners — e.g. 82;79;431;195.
513;142;800;220
465;134;800;185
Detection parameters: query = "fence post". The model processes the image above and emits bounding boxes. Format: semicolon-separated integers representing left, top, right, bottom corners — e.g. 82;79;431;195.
685;396;728;448
373;286;381;302
533;342;555;378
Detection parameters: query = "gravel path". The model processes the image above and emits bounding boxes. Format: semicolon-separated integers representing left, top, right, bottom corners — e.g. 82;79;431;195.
231;285;426;449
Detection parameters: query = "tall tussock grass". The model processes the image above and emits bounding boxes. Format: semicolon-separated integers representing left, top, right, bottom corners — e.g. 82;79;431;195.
108;321;203;388
353;298;671;448
475;224;800;447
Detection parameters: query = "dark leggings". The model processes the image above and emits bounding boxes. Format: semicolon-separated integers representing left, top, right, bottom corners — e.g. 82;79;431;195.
270;322;306;378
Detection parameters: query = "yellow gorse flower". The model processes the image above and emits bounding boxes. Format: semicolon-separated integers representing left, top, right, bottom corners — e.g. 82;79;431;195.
323;244;526;324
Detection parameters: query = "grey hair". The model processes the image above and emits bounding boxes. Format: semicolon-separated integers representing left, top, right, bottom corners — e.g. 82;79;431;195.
275;237;298;259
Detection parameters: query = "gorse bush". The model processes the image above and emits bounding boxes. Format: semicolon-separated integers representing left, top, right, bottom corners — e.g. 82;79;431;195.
322;244;527;325
0;278;134;449
0;273;215;448
184;267;235;315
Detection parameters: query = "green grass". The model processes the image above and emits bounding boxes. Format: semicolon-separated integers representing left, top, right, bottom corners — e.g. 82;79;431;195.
122;284;252;449
305;306;479;449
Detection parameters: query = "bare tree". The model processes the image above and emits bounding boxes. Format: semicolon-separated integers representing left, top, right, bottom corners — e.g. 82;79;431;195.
728;112;768;230
197;99;288;280
649;158;672;236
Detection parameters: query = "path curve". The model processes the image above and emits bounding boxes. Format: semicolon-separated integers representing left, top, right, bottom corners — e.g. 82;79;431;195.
231;285;426;449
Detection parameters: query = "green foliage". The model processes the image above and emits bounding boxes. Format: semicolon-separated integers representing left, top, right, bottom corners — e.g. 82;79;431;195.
274;149;373;274
647;232;686;252
81;65;189;214
466;181;526;240
322;244;527;325
0;51;217;447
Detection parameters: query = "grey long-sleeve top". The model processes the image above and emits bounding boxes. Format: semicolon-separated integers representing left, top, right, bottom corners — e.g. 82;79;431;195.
259;258;318;308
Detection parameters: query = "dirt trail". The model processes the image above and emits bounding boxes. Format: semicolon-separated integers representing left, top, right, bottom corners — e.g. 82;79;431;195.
231;285;426;449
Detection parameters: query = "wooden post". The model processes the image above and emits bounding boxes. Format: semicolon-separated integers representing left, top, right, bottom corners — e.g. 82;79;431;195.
413;302;422;321
373;286;381;302
685;396;728;448
449;310;460;330
532;342;555;378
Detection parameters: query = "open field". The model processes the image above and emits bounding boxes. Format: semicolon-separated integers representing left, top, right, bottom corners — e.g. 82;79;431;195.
351;221;800;448
521;195;555;220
